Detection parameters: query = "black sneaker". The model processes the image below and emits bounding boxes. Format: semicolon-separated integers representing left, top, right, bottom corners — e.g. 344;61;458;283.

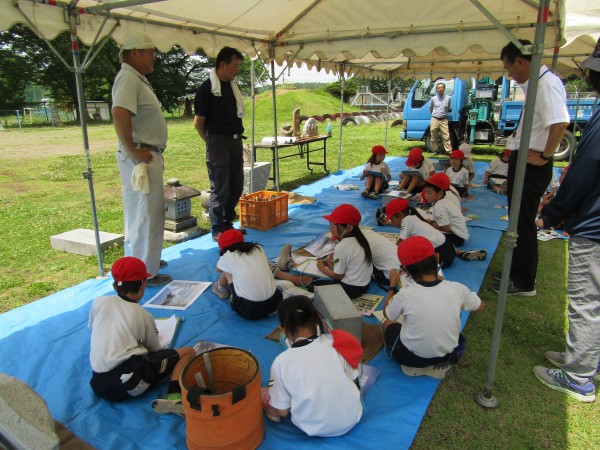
146;274;173;287
490;281;536;296
375;207;387;226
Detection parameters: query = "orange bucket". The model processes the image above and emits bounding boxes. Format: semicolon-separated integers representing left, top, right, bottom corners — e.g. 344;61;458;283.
180;348;264;450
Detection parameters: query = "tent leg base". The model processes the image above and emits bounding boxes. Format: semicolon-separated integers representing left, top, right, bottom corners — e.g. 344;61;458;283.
475;391;499;409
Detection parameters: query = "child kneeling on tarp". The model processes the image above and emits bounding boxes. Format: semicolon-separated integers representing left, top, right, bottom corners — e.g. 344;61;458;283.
261;295;363;436
88;256;195;415
214;229;283;320
382;237;484;379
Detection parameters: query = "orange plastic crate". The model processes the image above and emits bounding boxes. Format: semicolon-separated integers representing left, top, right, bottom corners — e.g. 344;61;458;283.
239;191;289;231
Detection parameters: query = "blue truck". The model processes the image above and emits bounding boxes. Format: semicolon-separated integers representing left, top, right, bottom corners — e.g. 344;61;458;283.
400;76;598;161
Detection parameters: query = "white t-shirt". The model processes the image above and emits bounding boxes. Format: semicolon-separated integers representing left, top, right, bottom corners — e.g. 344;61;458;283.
112;63;168;148
546;170;559;193
512;65;569;153
269;334;363;437
486;158;509;178
333;237;373;286
385;280;481;358
217;246;277;301
89;295;160;373
365;161;391;177
446;166;470;187
417;158;435;179
431;196;469;241
398;215;446;248
362;229;400;279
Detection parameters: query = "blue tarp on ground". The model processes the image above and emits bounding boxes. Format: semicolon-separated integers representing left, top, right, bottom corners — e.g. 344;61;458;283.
0;158;507;449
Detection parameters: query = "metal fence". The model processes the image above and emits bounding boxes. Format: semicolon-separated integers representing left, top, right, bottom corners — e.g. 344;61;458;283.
0;102;84;128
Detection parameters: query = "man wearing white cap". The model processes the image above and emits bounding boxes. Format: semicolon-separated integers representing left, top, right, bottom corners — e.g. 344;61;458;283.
533;37;600;403
112;32;171;286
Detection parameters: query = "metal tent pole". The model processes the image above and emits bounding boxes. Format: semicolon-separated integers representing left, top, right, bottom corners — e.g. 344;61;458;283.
476;0;550;408
249;58;255;193
384;78;392;148
68;10;105;277
337;64;345;172
270;55;280;191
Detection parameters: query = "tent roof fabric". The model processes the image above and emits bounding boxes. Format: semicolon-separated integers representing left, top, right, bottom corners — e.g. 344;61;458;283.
0;0;578;78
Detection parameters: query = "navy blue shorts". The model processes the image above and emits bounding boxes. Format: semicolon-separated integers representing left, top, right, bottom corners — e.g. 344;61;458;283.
90;349;179;402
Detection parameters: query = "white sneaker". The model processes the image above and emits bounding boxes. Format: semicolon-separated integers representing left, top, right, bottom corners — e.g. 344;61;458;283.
401;362;453;380
277;243;294;271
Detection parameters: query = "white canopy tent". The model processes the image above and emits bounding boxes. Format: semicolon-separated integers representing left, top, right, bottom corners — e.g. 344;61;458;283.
1;0;597;408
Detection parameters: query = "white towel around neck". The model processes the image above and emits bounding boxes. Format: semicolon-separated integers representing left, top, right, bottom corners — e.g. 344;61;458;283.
209;68;246;118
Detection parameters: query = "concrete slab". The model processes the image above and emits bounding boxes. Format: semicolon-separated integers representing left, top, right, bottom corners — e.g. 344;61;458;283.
50;228;124;256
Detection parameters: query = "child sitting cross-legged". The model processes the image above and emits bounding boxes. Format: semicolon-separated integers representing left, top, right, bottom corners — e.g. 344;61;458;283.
446;149;470;197
261;295;363;436
398;147;435;193
382;237;484;379
214;229;283;320
88;256;195;415
273;204;373;298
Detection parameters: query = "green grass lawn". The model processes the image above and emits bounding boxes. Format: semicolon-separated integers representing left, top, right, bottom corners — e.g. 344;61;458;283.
0;90;595;447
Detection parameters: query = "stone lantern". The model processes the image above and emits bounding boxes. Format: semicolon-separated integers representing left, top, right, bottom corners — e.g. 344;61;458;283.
163;178;201;232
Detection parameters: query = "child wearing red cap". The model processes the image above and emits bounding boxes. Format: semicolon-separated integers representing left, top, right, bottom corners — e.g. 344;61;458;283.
483;149;510;194
262;295;363;436
446;149;470;197
398;147;435;193
423;174;487;261
360;145;392;199
384;198;456;268
88;256;195;415
274;204;373;298
382;237;484;378
215;229;283;320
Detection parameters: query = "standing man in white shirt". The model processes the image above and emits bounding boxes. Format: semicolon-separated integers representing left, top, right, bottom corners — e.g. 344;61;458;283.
491;39;569;296
112;33;171;287
429;82;452;155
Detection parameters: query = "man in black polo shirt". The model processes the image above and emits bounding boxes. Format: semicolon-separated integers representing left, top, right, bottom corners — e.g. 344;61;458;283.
194;47;246;241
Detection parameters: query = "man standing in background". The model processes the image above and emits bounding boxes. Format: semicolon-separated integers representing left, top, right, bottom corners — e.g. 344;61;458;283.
491;39;569;296
112;32;171;286
194;47;246;241
429;82;452;154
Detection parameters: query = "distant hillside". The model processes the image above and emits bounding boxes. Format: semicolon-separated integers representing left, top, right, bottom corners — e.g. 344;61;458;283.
246;89;361;123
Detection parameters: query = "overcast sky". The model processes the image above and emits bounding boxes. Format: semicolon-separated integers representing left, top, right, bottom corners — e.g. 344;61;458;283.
274;63;339;84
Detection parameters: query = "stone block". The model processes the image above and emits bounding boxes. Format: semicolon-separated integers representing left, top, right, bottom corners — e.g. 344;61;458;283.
0;373;59;450
243;162;272;194
50;228;124;256
313;284;361;341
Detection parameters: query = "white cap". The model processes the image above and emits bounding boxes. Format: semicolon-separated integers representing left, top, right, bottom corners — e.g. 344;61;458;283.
459;142;472;157
121;32;155;51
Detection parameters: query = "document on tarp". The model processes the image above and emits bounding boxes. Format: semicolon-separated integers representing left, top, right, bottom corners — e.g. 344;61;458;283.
144;280;210;310
303;232;336;258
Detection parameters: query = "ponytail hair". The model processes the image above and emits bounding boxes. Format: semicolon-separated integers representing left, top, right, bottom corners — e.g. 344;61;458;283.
346;225;372;264
278;295;325;338
366;153;378;165
406;206;430;224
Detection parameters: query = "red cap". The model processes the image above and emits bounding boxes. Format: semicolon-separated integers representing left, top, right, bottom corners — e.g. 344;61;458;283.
385;198;409;221
331;329;363;369
450;149;464;160
323;204;361;225
503;149;511;157
372;145;388;154
111;256;152;283
397;236;435;266
218;229;245;250
406;148;423;167
425;173;450;191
